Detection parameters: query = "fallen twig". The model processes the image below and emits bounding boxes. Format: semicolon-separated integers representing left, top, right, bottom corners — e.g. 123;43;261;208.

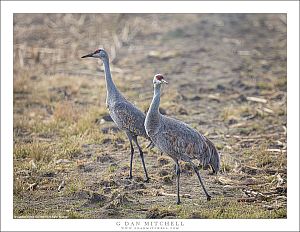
246;96;267;104
227;132;286;140
27;183;38;191
155;190;192;199
58;180;65;192
266;148;286;153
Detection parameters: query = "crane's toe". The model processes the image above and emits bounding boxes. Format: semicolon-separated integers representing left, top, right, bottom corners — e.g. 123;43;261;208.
207;195;212;201
144;177;150;183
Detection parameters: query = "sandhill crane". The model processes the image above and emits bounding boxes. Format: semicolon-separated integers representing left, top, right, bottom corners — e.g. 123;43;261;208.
81;49;150;182
145;74;220;204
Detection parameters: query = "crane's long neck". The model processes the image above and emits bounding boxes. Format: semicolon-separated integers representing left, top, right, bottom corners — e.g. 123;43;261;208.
102;58;123;103
149;84;161;114
145;84;162;134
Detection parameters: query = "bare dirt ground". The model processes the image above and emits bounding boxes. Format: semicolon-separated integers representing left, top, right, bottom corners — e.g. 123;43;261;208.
13;14;287;219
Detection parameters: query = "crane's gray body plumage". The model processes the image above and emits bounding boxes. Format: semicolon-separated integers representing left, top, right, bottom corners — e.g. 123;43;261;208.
82;49;149;181
108;101;148;138
145;77;220;203
147;115;219;172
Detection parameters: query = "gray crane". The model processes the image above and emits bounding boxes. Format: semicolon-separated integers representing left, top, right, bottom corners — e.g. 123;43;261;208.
81;48;150;182
145;74;220;204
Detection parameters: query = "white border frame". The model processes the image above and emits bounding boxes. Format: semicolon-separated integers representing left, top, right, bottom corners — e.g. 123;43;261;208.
1;1;299;231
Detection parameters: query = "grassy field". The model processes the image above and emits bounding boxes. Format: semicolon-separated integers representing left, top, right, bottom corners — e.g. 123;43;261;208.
13;14;287;219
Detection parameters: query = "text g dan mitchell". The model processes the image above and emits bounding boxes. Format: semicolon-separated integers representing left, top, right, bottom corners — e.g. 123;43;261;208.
116;221;184;230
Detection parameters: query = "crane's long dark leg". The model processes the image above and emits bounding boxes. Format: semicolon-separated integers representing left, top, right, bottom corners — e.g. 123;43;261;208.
146;140;155;149
174;159;181;205
191;163;211;201
146;140;163;156
126;133;134;179
132;136;149;182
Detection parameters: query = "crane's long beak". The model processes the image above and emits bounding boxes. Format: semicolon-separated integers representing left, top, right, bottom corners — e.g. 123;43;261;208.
161;79;168;84
81;53;93;58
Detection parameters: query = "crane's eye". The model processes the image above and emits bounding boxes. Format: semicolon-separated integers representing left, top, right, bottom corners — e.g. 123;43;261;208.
95;49;101;53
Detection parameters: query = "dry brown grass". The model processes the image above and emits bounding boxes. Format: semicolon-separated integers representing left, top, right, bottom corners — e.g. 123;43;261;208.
53;101;79;123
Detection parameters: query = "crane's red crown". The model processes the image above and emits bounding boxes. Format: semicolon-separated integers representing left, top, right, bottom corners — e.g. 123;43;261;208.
94;49;103;53
155;74;164;81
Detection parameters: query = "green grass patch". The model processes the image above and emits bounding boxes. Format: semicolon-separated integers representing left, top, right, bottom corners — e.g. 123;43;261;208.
149;197;286;219
14;142;52;163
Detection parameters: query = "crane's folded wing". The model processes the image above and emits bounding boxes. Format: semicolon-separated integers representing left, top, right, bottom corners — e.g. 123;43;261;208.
112;101;146;136
161;116;212;165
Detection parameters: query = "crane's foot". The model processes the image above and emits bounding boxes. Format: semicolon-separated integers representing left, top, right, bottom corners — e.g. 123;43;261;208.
126;175;133;180
208;170;218;175
144;177;150;183
207;195;212;201
176;200;181;205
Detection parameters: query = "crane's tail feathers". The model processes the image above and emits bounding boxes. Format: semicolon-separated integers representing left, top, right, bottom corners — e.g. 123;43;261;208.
206;139;220;174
